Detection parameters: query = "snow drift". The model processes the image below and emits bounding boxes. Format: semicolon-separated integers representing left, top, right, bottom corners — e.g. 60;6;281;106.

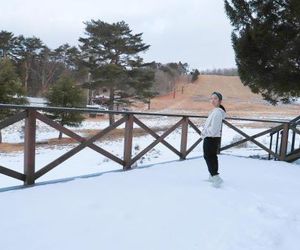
1;155;300;250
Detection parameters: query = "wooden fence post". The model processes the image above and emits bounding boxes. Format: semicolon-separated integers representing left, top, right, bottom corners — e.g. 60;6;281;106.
279;123;289;161
180;117;188;160
123;114;134;170
291;129;296;152
217;122;223;154
268;133;273;160
24;109;36;185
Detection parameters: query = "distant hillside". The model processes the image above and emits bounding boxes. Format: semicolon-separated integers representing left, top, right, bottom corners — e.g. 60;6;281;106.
146;75;300;118
183;75;261;100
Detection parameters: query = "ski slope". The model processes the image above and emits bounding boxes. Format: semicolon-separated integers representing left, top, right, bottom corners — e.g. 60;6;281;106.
1;155;300;250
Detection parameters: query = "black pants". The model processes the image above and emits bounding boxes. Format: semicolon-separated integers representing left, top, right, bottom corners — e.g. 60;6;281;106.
203;137;221;176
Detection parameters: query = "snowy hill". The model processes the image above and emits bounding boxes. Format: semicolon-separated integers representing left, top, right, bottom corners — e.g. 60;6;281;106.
1;155;300;250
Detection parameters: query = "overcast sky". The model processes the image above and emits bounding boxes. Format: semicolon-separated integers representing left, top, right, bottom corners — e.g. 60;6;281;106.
0;0;236;70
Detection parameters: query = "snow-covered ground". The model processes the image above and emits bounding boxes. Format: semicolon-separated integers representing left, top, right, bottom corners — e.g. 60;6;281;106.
292;97;300;104
1;155;300;250
0;115;179;143
27;96;47;107
1;113;300;250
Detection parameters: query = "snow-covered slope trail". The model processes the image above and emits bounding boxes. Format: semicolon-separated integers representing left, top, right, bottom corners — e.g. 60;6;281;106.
1;155;300;250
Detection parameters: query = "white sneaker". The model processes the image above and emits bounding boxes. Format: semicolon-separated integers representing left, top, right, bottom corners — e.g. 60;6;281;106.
211;175;223;188
207;175;213;182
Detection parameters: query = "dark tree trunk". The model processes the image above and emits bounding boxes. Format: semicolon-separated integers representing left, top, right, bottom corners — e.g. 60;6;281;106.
88;88;93;105
58;120;64;139
24;61;30;92
109;87;115;125
58;131;63;140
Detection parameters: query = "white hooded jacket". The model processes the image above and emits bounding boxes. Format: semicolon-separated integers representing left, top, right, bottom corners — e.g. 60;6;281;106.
201;107;226;138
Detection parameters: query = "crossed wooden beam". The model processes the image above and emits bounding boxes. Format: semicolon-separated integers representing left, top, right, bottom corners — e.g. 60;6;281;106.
0;111;203;184
0;109;299;186
0;111;27;181
220;120;285;159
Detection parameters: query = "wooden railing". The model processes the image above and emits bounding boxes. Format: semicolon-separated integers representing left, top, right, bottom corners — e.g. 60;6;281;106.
0;104;299;186
268;115;300;162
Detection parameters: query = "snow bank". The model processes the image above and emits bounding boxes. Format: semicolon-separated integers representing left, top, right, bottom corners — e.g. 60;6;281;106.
1;155;300;250
27;97;47;107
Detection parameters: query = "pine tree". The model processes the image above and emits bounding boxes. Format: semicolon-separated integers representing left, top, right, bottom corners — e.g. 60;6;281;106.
225;0;300;104
53;43;88;88
14;35;44;93
79;20;155;125
129;68;158;109
191;69;200;82
45;75;85;139
0;58;28;143
0;31;16;59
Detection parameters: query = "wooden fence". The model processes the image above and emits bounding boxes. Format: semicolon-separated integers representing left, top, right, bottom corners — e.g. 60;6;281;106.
0;104;299;186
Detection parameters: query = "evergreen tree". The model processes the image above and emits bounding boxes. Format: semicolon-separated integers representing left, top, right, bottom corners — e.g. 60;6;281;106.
79;19;155;125
45;75;85;139
53;43;88;86
31;46;63;95
129;68;158;109
14;35;44;92
0;31;16;59
191;69;200;82
0;58;28;143
53;43;81;70
225;0;300;104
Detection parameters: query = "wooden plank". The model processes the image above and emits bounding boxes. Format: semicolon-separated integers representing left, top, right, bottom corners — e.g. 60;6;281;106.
218;123;223;154
186;137;203;156
290;126;300;136
180;117;188;159
220;124;283;152
280;123;289;161
24;109;36;185
188;119;202;135
35;116;126;180
0;165;26;181
275;131;280;160
268;133;273;160
222;120;279;158
133;116;181;156
291;130;296;152
0;104;206;119
123;114;134;170
285;148;300;162
35;112;123;165
184;119;203;156
290;114;300;123
0;111;27;130
129;118;184;166
0;104;289;123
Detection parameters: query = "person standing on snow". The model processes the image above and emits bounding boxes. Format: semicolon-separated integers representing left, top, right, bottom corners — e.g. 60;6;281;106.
201;91;226;187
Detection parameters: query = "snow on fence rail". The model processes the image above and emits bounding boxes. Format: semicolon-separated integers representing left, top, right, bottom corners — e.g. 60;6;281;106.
0;104;299;186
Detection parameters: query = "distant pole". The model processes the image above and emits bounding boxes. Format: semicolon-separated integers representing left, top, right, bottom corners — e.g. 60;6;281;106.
88;72;92;105
173;87;176;99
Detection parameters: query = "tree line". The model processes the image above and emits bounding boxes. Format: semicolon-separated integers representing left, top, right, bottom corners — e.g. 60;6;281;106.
200;68;238;76
0;20;192;104
0;19;192;141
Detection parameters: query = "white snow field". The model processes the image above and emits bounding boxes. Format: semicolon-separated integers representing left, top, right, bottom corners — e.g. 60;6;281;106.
1;155;300;250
